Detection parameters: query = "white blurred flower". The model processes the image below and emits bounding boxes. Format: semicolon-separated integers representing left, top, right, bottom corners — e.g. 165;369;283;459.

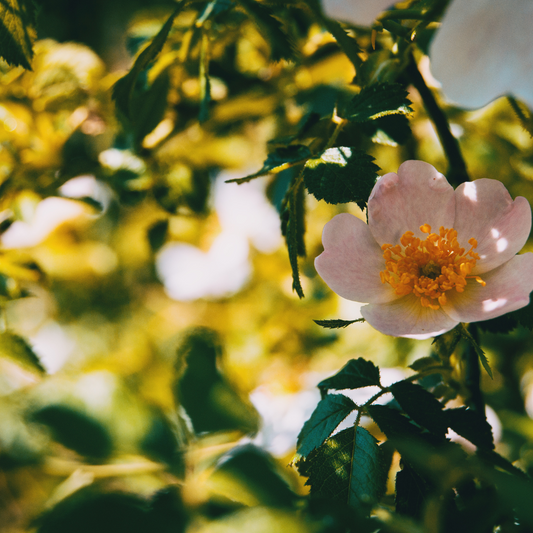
157;171;282;302
157;232;251;301
2;197;87;249
429;0;533;109
321;0;394;26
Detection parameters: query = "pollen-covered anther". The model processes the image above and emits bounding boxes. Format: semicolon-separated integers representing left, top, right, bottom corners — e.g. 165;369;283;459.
380;224;485;309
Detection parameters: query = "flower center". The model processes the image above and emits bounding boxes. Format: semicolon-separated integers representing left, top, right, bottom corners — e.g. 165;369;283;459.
379;224;486;310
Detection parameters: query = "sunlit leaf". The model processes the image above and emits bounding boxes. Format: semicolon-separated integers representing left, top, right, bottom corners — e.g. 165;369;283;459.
297;394;357;458
227;145;311;184
347;83;413;122
303;147;379;208
0;331;44;374
0;0;35;69
298;426;387;515
318;358;381;395
408;356;440;371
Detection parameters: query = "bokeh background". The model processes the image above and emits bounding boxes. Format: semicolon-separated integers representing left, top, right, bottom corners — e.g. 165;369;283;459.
2;1;533;531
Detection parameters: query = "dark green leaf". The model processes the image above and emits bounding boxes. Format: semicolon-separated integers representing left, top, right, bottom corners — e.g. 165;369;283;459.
37;486;187;533
132;68;171;145
510;297;533;330
174;328;259;435
491;469;533;528
432;326;462;361
347;83;413;122
214;444;298;507
0;331;45;374
282;179;306;298
408;356;441;372
390;381;448;438
367;404;424;443
476;314;518;334
147;219;169;253
297;394;357;458
227;145;311;184
361;114;412;146
313;318;364;329
445;407;494;450
318;358;381;395
235;0;297;62
303;147;379;209
31;404;113;459
298;426;387;514
0;0;35;69
395;463;430;519
112;5;182;119
460;326;493;379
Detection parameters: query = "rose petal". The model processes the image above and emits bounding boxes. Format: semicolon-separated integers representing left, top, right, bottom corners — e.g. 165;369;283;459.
443;253;533;323
429;0;533;109
454;180;532;274
315;213;397;304
368;161;455;246
361;295;459;339
321;0;395;26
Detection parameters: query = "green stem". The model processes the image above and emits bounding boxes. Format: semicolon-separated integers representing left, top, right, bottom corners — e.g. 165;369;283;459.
405;54;469;186
464;324;486;417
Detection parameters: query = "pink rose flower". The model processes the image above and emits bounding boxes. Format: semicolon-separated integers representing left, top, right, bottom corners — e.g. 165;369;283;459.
315;161;533;339
321;0;394;26
429;0;533;109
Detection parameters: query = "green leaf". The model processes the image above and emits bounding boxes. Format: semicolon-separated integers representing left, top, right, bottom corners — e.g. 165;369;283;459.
303;147;379;209
297;394;357;458
313;318;364;329
347;83;413;122
445;407;494;450
281;178;306;298
213;444;298;507
395;463;430;519
174;328;259;435
235;0;297;62
318;358;381;395
31;404;113;459
227;145;311;184
132;67;171;145
510;297;533;330
367;404;424;443
0;0;35;69
0;331;45;374
408;356;441;372
298;426;387;514
147;219;169;253
361;115;412;146
432;326;462;361
112;5;182;120
390;381;448;438
460;325;493;379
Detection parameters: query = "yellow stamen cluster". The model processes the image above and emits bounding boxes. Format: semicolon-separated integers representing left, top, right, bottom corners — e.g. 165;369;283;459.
380;224;486;310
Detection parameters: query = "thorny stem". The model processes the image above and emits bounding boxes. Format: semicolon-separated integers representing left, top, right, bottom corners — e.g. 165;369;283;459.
464;324;486;417
405;54;469;187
